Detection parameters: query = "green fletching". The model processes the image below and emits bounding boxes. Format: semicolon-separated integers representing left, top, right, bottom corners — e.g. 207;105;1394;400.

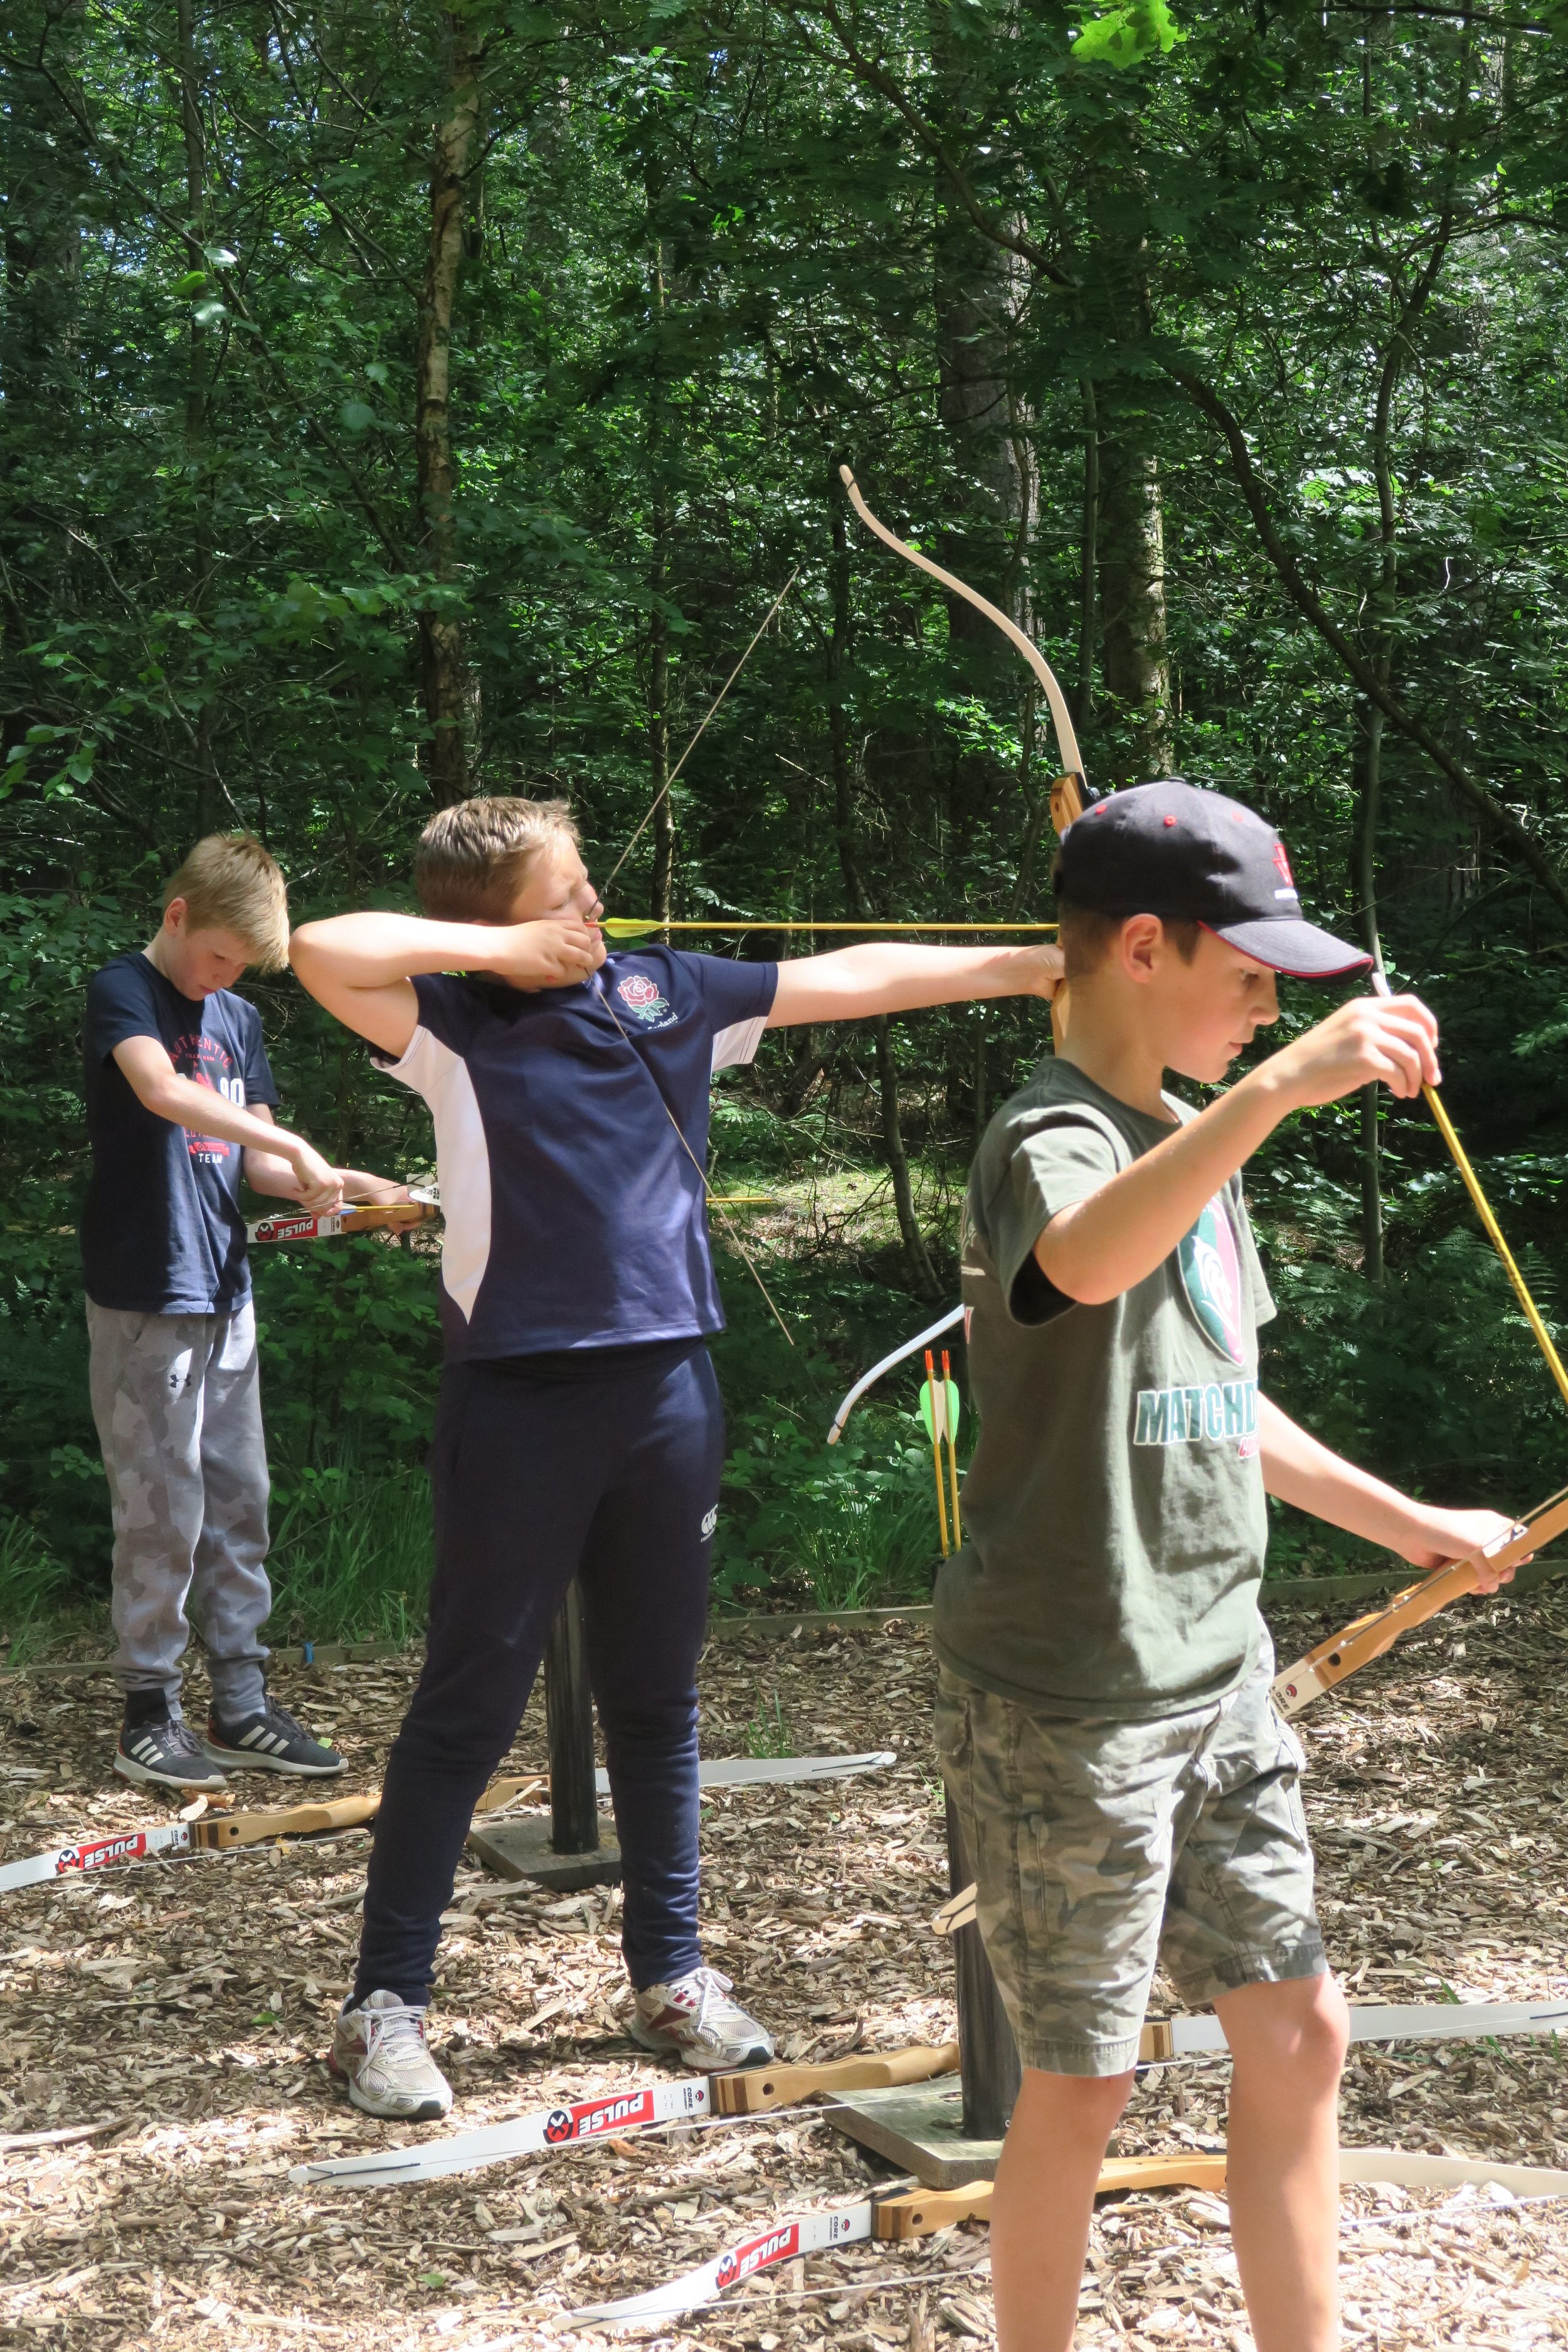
917;1380;960;1444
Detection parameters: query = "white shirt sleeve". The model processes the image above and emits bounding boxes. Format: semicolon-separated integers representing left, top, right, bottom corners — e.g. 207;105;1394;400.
711;1014;769;1074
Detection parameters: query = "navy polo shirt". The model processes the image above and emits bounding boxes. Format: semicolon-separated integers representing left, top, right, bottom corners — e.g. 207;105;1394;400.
80;951;278;1315
373;948;779;1359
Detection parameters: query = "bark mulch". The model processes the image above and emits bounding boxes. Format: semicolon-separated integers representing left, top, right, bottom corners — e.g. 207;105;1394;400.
1;1587;1566;2350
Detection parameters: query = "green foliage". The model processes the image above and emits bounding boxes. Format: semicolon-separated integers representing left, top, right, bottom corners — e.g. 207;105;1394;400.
744;1695;795;1758
4;0;1568;1652
0;1513;77;1665
1073;3;1187;68
264;1465;434;1646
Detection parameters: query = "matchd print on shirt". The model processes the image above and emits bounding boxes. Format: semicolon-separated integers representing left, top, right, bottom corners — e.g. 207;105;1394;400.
936;1059;1278;1722
80;951;278;1316
1133;1192;1261;1458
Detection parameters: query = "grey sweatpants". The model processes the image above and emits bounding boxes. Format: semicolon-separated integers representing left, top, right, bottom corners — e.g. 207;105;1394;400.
86;1300;271;1718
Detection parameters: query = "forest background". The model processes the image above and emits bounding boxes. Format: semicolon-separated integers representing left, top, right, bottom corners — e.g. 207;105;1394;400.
4;0;1568;1655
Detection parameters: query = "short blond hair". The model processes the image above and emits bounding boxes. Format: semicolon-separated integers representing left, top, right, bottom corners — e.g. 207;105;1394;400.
163;834;289;971
415;796;579;922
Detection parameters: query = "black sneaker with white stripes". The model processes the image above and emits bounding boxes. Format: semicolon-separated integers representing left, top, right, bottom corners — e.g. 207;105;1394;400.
202;1699;345;1777
115;1707;230;1792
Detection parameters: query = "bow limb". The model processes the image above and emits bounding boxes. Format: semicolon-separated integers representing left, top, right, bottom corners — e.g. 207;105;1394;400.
826;1303;964;1443
840;464;1084;1048
840;464;1087;815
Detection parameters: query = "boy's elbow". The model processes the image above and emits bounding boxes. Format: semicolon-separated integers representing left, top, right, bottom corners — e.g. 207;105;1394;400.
288;928;336;995
1032;1237;1103;1305
140;1076;184;1123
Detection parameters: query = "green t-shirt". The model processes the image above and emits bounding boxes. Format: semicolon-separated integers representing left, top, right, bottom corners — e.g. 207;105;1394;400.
933;1058;1276;1720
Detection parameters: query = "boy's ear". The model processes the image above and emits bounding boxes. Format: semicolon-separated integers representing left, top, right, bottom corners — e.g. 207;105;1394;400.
162;897;188;931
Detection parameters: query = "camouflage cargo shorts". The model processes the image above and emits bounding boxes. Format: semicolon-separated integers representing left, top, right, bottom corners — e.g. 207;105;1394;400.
935;1636;1325;2076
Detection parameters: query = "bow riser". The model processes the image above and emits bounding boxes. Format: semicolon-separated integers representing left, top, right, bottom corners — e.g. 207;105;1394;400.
1273;1486;1568;1716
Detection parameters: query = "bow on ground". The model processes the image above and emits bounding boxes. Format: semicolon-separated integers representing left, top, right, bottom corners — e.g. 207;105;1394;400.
566;2146;1568;2327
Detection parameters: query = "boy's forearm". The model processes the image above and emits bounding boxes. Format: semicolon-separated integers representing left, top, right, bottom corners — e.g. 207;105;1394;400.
244;1148;309;1199
768;942;1051;1026
244;1159;403;1204
1258;1395;1426;1552
1036;1066;1291;1303
290;912;503;989
145;1072;307;1164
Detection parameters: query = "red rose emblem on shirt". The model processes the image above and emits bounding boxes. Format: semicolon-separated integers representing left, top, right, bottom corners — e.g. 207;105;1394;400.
618;975;660;1010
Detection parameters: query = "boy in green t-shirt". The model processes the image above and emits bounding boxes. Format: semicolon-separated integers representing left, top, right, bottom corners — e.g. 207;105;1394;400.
940;781;1519;2352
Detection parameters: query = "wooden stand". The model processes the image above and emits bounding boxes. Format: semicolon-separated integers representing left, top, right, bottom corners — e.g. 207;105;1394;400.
829;1799;1021;2186
464;1582;622;1892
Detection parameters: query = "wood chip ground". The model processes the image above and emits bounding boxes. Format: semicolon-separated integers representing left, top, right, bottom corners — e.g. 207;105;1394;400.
3;1589;1567;2349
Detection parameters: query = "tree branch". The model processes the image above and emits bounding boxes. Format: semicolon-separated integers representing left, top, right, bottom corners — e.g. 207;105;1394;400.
1165;358;1568;924
779;0;1073;289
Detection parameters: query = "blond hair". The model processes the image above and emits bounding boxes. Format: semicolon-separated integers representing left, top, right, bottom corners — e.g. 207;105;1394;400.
163;834;289;972
415;796;580;923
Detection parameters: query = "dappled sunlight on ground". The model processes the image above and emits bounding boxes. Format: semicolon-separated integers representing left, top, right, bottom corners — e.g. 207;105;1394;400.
1;1596;1566;2347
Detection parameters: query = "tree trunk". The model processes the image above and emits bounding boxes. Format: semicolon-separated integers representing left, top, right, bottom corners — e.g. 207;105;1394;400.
827;462;938;1295
1098;425;1172;785
0;0;87;776
874;1017;942;1301
1085;184;1172;787
0;3;86;408
928;6;1034;658
647;239;674;919
415;11;484;808
931;218;1035;659
1077;376;1099;728
1351;293;1417;1283
1353;696;1385;1283
827;461;870;920
175;0;218;834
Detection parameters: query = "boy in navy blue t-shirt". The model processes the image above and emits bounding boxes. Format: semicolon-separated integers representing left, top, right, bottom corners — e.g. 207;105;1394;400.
82;834;404;1791
292;795;1062;2119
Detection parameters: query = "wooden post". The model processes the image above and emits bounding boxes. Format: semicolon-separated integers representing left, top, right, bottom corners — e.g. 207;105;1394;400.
945;1803;1020;2141
544;1579;600;1857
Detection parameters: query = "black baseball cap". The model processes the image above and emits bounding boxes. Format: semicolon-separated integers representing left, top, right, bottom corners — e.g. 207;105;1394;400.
1054;780;1371;980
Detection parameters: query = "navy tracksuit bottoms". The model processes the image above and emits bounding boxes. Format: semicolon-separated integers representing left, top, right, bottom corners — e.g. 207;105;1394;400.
354;1339;724;2007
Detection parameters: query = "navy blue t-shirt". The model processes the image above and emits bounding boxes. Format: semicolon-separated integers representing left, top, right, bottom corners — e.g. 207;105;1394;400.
373;947;779;1359
80;951;278;1315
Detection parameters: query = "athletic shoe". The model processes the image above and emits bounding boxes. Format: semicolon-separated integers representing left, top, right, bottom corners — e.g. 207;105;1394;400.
202;1700;345;1777
630;1967;775;2072
330;1990;453;2120
115;1710;230;1793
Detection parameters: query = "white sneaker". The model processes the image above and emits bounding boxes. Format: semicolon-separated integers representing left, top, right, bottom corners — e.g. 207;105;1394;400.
630;1967;775;2072
330;1989;453;2119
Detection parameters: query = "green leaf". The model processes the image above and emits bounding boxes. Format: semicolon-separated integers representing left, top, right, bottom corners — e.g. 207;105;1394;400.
1073;0;1186;65
339;399;376;433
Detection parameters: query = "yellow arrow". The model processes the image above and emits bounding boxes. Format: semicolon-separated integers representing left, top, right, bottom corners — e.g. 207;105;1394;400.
601;917;1059;937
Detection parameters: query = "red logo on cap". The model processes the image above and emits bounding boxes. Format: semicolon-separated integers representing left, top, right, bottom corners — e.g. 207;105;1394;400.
1273;842;1295;888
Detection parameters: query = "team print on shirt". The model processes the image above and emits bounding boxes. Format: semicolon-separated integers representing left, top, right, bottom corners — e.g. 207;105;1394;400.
170;1029;247;1164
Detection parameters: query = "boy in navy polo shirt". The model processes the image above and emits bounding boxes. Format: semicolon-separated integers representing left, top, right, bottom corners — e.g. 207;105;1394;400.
83;834;405;1791
290;795;1062;2118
